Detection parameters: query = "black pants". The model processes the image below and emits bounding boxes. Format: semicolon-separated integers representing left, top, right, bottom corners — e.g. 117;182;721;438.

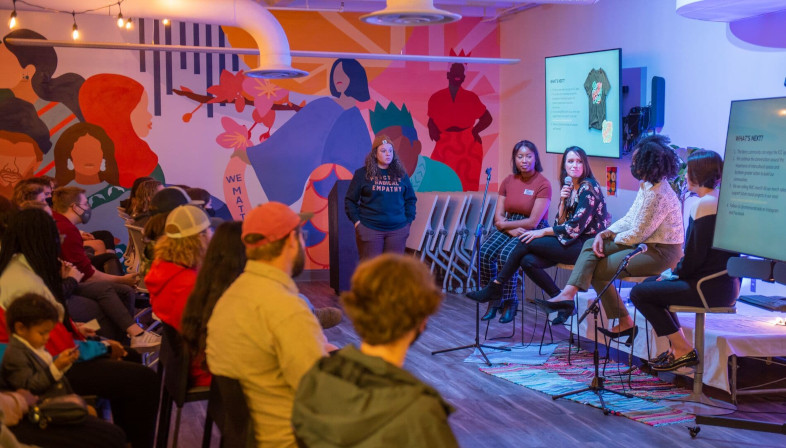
12;415;127;448
67;358;160;448
629;275;740;336
496;235;589;298
70;282;137;341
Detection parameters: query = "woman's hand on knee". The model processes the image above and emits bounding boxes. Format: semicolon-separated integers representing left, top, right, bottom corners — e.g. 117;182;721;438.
592;233;606;257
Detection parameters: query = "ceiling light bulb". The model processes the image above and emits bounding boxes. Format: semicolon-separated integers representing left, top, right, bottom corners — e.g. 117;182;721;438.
9;11;17;29
117;13;125;28
125;19;133;30
162;18;170;26
72;24;79;40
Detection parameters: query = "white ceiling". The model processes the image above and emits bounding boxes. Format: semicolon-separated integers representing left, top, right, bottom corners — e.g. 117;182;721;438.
262;1;555;19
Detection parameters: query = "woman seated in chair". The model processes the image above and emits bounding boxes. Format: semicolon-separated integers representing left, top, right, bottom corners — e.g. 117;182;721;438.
468;146;610;325
470;140;551;324
630;150;739;371
540;135;685;343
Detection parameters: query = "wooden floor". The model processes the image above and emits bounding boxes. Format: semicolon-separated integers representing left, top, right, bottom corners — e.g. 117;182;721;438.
171;281;786;447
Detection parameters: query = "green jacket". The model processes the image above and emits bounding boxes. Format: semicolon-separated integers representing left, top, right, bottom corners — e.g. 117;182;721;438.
292;345;458;447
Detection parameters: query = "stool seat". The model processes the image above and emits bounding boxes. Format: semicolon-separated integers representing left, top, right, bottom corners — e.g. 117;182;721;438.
619;276;649;283
668;306;736;314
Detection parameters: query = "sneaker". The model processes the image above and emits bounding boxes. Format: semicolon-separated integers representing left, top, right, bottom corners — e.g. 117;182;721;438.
130;331;162;349
314;307;343;329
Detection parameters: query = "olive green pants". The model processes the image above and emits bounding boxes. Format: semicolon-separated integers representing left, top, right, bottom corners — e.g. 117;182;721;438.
567;239;683;319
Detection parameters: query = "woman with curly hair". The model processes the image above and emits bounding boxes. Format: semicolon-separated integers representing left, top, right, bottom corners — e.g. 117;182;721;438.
129;179;162;225
345;134;417;260
540;134;684;343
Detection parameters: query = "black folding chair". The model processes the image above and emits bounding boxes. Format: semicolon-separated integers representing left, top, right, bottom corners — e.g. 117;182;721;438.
202;375;254;448
155;323;211;448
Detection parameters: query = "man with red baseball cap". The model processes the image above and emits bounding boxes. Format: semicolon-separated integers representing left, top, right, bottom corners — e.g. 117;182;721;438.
206;201;328;448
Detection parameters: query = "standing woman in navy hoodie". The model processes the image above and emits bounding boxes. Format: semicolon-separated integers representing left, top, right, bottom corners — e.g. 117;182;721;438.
345;135;417;260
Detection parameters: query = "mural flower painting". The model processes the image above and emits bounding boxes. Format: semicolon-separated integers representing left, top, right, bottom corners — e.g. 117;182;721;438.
207;70;248;112
243;78;288;117
216;117;252;150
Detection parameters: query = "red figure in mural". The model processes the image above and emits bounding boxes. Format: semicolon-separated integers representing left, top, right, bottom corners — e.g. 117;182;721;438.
427;60;493;191
80;74;160;188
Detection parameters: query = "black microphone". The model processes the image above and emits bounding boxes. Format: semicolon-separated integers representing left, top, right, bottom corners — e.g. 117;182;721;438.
561;176;572;204
621;244;648;263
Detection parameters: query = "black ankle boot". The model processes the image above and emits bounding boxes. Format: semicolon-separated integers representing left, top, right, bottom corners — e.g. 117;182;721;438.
466;281;503;303
499;301;518;324
481;303;499;321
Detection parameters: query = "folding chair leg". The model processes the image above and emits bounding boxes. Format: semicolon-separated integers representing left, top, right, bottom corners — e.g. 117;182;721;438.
173;406;183;448
155;394;172;448
201;414;213;448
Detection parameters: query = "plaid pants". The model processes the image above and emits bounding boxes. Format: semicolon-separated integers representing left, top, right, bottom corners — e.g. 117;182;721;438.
478;213;527;306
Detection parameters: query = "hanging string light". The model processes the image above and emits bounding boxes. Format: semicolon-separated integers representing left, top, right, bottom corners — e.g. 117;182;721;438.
9;0;18;29
11;1;141;36
71;12;78;40
116;2;125;28
162;18;170;26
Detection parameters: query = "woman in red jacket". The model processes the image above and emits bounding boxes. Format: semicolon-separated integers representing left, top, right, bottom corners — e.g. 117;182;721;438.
144;205;211;386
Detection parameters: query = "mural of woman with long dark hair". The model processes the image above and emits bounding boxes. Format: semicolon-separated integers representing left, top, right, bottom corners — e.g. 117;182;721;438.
54;122;120;187
1;29;84;121
234;58;371;205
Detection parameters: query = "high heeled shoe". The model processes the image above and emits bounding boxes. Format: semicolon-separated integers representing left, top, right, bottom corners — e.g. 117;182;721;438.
551;305;576;325
498;301;518;324
481;303;500;321
597;326;639;347
466;281;502;303
534;298;575;312
651;349;699;372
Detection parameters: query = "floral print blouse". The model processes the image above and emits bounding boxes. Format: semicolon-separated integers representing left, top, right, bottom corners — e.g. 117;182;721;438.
553;177;611;246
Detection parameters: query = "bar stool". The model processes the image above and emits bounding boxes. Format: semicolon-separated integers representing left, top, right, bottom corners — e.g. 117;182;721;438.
667;270;737;415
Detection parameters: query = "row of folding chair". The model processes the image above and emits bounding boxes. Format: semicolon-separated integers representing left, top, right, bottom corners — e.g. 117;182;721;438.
405;191;497;293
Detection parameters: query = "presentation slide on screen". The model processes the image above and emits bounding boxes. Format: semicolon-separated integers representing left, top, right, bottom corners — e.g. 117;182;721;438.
545;49;620;158
714;97;786;262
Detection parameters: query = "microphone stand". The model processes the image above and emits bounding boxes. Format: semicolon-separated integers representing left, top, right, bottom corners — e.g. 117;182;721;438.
551;251;639;414
432;167;510;366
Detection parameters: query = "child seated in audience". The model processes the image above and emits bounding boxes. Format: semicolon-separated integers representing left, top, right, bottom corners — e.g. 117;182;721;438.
0;294;79;398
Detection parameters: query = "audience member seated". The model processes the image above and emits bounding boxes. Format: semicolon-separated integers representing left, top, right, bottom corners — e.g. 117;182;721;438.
292;254;458;447
128;179;163;227
181;221;244;388
11;180;50;215
206;202;329;447
0;209;160;448
138;186;202;271
541;135;685;345
630;150;740;371
51;188;158;347
120;176;155;216
145;205;211;386
468;146;611;325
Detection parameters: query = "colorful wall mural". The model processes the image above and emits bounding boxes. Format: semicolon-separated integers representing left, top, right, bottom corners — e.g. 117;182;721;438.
0;10;500;270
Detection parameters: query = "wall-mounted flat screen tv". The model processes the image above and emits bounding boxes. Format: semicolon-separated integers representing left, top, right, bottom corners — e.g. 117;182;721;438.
545;48;622;158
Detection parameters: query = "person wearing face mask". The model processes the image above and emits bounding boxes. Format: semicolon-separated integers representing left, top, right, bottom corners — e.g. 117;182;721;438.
292;253;457;448
51;187;160;347
345;135;417;261
206;202;330;448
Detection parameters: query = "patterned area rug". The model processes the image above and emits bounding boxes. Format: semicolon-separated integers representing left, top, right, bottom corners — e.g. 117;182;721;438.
480;344;694;426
